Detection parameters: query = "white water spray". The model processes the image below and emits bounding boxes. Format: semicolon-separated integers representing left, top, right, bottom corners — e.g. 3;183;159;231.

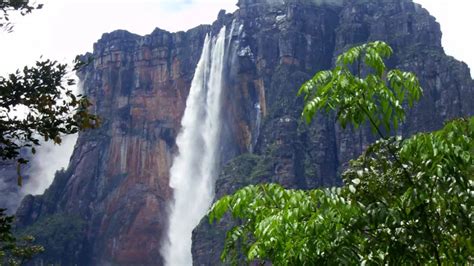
226;19;236;53
22;82;82;196
23;135;77;196
253;102;262;151
162;26;227;266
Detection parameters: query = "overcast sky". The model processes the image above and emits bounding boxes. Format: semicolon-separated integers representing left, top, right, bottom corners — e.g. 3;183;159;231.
0;0;472;76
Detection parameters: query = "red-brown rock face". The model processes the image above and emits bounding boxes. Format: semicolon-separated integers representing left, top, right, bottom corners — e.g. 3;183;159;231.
15;25;234;265
75;28;205;265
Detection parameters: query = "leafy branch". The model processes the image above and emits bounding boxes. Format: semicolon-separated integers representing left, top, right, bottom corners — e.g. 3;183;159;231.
209;41;474;265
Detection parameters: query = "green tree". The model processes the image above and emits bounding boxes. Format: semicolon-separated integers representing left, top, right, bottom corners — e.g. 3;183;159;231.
0;1;99;264
0;0;99;185
209;41;474;265
0;209;44;265
0;58;99;185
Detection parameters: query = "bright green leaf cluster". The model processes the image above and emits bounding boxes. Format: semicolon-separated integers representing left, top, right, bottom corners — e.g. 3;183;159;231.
210;184;362;265
343;117;474;264
298;41;422;137
210;117;474;265
210;41;473;265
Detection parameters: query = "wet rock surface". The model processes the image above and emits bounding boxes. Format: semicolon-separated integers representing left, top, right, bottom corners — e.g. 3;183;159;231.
11;0;474;265
193;0;474;265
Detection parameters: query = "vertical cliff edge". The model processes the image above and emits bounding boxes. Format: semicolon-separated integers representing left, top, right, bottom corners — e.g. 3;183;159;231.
194;0;474;264
13;0;474;265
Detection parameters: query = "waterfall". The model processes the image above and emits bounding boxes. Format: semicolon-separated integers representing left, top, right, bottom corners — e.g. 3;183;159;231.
161;26;227;266
253;102;262;150
226;19;236;53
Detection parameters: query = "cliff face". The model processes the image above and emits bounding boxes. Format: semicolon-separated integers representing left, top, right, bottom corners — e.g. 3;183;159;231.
15;26;215;265
193;0;474;264
13;0;474;265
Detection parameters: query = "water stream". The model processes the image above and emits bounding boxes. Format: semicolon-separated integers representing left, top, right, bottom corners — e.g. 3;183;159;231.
161;26;227;266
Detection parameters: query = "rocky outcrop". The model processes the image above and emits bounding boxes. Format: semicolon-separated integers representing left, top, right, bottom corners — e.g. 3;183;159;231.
15;25;216;265
13;0;474;265
192;0;474;264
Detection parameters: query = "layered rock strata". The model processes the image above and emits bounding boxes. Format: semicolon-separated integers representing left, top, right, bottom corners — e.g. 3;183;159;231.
13;0;474;265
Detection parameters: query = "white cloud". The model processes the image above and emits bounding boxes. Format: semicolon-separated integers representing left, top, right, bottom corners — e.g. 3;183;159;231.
0;0;238;74
22;134;78;196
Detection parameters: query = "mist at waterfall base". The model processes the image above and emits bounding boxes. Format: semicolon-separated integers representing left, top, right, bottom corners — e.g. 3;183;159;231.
0;132;76;213
22;83;82;196
161;26;227;266
0;84;80;212
23;135;77;195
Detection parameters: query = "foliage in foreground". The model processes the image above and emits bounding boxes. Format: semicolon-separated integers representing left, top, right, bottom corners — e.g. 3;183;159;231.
209;41;474;265
0;209;44;265
0;2;99;264
0;59;100;185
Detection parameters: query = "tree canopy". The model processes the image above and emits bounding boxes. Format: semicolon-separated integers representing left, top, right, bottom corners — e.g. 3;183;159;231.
0;59;99;185
209;41;474;265
0;1;99;264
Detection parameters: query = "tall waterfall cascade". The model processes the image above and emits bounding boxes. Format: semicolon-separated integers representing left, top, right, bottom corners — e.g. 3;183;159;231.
161;26;227;266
